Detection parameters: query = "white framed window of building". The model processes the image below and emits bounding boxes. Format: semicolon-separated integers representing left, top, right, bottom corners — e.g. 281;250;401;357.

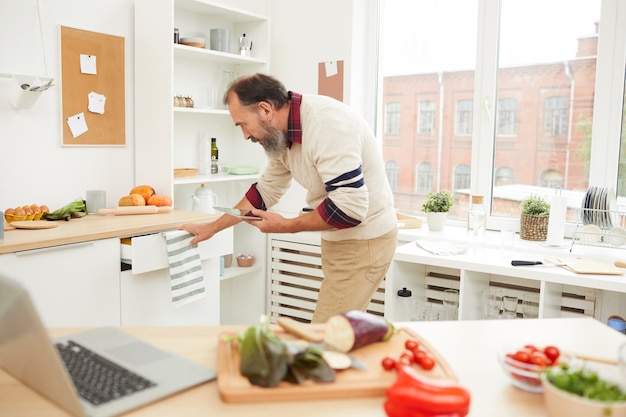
455;100;473;137
418;100;436;135
385;102;401;135
386;160;399;191
496;98;518;136
417;163;434;194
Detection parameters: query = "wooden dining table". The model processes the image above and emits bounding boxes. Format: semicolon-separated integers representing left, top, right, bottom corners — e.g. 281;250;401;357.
0;317;624;417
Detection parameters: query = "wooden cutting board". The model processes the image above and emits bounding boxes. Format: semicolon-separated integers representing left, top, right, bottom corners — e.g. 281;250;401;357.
544;256;624;275
9;221;58;230
217;325;456;403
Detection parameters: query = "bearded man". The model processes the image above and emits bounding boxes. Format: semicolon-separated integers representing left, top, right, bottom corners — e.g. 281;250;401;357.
180;73;397;323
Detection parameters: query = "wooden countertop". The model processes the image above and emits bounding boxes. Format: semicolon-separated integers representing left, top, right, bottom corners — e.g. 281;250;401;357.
1;318;624;416
0;210;220;254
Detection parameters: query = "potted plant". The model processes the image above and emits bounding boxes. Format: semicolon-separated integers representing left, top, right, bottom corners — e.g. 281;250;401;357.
422;190;454;231
520;194;550;240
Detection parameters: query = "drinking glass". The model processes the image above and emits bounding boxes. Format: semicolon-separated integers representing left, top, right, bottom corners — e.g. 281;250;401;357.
443;289;459;320
502;295;518;319
482;287;502;319
521;292;539;319
414;301;440;321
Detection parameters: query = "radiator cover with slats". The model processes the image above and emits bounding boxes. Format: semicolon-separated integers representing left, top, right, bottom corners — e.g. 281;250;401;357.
269;238;385;323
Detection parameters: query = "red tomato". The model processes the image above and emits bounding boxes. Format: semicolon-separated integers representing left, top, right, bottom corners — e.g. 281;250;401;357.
513;350;531;364
420;356;436;370
400;349;416;364
405;339;419;351
381;356;396;371
524;344;539;353
543;345;560;363
529;351;548;367
413;349;428;363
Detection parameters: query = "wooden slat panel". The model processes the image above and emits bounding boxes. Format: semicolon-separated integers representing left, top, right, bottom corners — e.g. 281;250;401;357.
271;272;323;289
271;282;319;301
271;249;322;267
271;261;325;278
271;239;322;255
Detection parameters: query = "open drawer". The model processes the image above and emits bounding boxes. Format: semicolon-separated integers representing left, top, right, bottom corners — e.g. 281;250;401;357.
120;228;233;274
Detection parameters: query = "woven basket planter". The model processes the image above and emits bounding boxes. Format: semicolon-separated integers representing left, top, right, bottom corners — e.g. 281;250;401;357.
520;214;548;241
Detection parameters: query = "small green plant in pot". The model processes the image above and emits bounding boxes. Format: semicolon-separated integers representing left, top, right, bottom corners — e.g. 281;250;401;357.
422;191;454;231
520;194;550;240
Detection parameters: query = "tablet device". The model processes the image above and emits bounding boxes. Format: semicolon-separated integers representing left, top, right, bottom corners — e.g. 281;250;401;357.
214;206;262;220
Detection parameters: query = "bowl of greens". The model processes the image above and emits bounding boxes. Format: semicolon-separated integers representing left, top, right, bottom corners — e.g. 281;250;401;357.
542;364;626;417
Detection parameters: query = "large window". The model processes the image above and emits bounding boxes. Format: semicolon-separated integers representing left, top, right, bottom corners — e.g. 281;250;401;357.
384;102;401;135
379;0;624;234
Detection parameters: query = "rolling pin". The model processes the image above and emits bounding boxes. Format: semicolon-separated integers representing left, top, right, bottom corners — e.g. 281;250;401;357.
97;206;173;215
615;261;626;268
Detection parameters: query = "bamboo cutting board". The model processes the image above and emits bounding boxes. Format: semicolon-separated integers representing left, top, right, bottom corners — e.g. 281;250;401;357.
544;257;624;275
217;326;456;403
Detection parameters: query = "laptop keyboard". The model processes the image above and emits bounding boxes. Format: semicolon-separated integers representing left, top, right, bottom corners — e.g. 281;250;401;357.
55;340;157;406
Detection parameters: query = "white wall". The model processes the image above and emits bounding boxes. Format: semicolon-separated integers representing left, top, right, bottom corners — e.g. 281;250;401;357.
268;0;379;214
0;0;375;215
0;0;135;212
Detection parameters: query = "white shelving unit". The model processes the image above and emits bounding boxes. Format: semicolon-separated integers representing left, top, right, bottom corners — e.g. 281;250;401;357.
135;0;270;325
135;0;269;200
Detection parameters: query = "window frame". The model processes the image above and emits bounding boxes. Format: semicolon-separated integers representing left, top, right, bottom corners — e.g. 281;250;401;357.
470;0;626;233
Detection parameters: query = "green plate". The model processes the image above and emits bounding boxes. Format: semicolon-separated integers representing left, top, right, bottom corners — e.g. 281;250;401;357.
228;166;258;175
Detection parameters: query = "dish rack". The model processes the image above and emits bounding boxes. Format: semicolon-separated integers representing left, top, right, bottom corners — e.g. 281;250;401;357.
570;207;626;250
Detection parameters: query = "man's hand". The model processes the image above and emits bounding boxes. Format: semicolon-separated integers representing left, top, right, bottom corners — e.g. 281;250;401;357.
178;223;217;245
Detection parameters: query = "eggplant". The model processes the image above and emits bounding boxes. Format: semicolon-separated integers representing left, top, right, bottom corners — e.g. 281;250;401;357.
324;310;395;352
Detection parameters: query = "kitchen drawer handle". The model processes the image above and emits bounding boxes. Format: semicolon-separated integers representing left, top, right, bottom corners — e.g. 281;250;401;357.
14;241;94;256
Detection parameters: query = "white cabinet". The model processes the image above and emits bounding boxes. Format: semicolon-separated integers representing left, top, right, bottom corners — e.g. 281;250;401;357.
267;232;386;323
120;229;233;326
0;239;120;327
135;0;270;323
388;239;626;323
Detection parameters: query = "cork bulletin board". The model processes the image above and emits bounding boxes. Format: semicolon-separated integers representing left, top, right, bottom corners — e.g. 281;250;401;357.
318;60;344;102
60;26;125;146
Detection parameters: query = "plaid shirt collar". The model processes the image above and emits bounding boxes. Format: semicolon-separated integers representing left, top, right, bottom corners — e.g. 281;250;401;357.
287;91;302;148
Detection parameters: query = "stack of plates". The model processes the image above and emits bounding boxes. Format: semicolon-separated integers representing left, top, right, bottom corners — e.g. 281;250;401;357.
581;186;617;229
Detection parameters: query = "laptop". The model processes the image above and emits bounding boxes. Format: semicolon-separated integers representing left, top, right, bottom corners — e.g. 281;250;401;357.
0;274;216;417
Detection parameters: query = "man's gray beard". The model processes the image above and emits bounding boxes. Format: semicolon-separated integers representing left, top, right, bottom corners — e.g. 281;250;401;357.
254;122;288;159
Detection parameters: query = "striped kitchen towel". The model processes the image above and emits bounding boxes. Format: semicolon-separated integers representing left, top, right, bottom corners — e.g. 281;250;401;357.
162;230;206;307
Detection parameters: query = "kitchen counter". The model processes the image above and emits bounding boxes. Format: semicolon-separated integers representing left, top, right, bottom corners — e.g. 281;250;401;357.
0;210;220;254
2;317;624;416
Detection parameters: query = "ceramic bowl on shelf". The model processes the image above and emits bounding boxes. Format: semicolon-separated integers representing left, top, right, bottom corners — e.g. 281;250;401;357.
236;254;254;267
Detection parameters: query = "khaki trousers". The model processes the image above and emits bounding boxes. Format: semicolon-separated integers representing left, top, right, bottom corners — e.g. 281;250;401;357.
311;227;398;323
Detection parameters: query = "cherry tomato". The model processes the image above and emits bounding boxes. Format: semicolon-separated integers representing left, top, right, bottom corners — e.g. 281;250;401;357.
529;351;548;367
513;350;531;364
419;355;436;370
405;339;419;351
413;349;428;363
523;344;539;353
381;356;396;371
400;349;416;364
543;345;560;363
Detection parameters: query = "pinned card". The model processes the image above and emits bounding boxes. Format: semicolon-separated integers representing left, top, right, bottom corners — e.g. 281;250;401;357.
88;92;106;114
67;112;88;138
80;54;97;75
324;60;338;77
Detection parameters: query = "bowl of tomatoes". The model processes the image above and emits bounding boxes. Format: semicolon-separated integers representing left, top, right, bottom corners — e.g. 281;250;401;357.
497;344;568;393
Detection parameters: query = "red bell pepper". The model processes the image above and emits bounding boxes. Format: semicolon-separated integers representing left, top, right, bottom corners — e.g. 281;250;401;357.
384;364;471;417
